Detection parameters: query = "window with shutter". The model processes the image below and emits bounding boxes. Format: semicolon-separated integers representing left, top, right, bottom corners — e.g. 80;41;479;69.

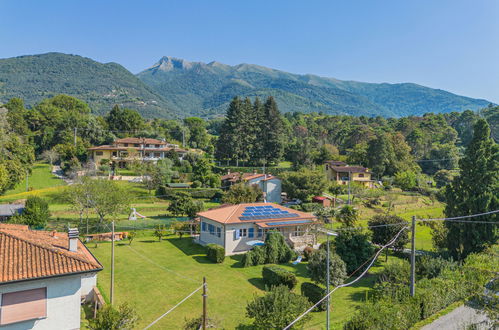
201;222;206;232
234;229;240;240
0;288;47;325
216;227;221;238
257;228;263;237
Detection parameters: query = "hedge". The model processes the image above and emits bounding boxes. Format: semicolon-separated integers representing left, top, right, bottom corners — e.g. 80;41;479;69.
300;282;327;311
206;244;225;263
156;186;223;199
262;265;297;289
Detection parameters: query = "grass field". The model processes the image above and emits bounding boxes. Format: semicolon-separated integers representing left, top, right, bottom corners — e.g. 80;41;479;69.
4;163;65;195
87;233;396;329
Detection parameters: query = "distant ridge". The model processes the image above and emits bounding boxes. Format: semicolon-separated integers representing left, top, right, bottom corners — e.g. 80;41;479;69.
137;56;492;118
0;53;176;118
0;52;492;119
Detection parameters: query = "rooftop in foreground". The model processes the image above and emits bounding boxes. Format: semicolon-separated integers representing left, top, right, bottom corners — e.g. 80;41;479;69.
0;224;102;284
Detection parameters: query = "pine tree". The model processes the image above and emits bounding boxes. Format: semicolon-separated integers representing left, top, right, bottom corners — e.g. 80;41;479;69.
444;119;498;259
215;97;244;165
262;96;285;165
251;97;266;164
238;97;256;163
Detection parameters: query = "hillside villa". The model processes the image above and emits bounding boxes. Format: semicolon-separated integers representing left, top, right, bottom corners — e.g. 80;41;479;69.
0;224;102;329
324;160;374;188
88;137;187;169
220;172;282;204
197;203;317;255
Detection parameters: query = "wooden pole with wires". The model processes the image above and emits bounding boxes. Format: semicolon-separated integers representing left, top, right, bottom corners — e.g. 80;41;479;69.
202;277;207;330
410;216;416;297
110;220;115;304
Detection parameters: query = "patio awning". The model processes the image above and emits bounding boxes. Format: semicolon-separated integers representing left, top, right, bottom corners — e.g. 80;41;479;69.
256;219;314;228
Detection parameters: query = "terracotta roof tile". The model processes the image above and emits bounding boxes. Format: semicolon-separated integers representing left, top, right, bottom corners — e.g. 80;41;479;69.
330;165;370;173
0;224;102;284
115;137;166;145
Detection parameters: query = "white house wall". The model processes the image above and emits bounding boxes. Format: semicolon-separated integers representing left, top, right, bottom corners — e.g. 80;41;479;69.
224;223;264;255
80;273;97;300
199;218;225;247
246;178;282;204
0;275;82;330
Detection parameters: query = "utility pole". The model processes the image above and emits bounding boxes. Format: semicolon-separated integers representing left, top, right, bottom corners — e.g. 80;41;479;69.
326;232;332;330
110;220;115;304
410;216;416;297
182;128;186;148
347;171;351;205
202;277;207;330
74;127;77;147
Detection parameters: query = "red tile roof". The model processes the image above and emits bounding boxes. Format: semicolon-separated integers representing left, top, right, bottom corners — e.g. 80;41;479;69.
221;172;278;183
115;137;166;145
0;224;102;284
197;203;316;225
87;145;187;152
330;165;370;173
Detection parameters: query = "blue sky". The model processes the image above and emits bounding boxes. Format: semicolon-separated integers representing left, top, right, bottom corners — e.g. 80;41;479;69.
1;0;498;102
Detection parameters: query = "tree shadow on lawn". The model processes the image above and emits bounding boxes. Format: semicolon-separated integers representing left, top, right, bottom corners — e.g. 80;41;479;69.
230;255;245;268
347;274;377;302
288;262;309;278
168;237;207;256
192;255;212;264
247;277;266;290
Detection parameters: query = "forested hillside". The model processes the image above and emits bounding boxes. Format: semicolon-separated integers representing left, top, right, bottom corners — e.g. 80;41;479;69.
0;53;175;118
0;53;491;120
137;56;492;118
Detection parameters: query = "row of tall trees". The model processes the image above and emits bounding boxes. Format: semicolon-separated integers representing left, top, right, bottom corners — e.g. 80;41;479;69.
215;96;285;166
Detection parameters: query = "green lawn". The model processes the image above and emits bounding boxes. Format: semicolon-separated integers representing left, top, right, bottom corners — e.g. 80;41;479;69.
87;234;394;329
4;163;65;195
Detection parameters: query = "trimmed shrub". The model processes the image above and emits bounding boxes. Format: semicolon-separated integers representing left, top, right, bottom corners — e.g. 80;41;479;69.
300;282;327;311
416;255;457;279
262;265;297;289
156;186;222;200
242;230;295;267
303;246;315;261
206;244;225;263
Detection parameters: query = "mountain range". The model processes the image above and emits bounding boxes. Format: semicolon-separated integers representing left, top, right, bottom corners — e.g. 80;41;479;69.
0;53;493;118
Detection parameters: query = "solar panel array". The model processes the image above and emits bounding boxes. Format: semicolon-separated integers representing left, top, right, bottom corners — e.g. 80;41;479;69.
266;220;313;226
239;205;299;221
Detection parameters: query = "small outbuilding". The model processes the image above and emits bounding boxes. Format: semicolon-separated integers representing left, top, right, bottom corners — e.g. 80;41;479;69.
0;204;24;222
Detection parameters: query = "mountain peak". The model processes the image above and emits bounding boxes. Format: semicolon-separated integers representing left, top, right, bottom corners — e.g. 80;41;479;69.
151;56;196;71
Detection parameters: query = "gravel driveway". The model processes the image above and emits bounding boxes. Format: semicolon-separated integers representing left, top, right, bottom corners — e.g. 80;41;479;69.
421;305;492;330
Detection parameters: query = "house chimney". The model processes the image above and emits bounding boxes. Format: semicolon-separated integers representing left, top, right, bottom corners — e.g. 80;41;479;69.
68;228;79;252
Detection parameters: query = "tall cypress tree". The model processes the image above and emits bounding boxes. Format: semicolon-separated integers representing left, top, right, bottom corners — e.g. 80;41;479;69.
261;96;285;165
444;119;498;259
215;97;244;164
251;97;266;164
238;97;256;164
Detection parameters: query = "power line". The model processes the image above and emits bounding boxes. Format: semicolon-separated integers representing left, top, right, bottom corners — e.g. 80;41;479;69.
126;245;199;283
283;226;408;330
418;209;499;222
143;284;204;330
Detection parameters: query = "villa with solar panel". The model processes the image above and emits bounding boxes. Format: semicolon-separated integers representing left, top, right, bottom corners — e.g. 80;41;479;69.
196;203;318;255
